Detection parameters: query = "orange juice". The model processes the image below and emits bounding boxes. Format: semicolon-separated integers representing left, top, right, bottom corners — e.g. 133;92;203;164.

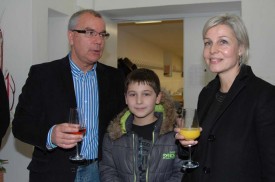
179;128;200;140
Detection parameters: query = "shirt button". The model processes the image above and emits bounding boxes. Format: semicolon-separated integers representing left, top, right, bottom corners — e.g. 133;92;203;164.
208;134;216;141
203;167;211;174
71;167;76;173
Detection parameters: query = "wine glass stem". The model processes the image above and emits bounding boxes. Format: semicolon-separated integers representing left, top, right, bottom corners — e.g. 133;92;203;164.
188;145;192;162
76;143;80;157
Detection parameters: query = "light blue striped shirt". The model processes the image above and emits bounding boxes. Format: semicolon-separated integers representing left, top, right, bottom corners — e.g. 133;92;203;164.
46;56;99;160
69;57;99;160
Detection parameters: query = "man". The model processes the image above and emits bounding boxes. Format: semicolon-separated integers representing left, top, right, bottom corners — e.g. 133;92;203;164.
12;9;125;182
0;69;9;147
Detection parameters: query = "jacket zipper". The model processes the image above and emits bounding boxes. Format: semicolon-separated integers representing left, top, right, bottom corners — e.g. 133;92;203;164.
132;133;137;182
145;131;155;182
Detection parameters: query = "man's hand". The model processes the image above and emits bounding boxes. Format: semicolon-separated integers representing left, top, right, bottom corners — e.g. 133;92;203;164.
51;123;83;149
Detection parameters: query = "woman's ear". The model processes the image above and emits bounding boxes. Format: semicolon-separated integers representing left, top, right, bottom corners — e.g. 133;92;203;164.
238;44;245;56
156;92;162;104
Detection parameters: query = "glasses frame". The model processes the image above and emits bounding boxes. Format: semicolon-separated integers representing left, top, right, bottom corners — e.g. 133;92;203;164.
71;29;110;39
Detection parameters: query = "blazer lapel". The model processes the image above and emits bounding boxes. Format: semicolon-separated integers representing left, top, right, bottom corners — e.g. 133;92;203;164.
96;63;108;119
60;57;77;108
199;79;219;135
201;66;249;134
212;80;245;127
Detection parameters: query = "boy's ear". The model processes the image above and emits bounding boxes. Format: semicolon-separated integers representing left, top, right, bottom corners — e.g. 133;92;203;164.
156;92;162;104
124;93;128;105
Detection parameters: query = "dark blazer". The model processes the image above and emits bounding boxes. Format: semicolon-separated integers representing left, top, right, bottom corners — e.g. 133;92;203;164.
0;69;10;146
12;56;126;182
183;65;275;182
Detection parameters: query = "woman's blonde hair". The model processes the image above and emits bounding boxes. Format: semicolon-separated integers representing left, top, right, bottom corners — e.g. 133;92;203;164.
202;14;250;64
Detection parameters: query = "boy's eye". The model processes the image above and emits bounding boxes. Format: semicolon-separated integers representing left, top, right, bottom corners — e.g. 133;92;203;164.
143;93;151;96
127;93;136;97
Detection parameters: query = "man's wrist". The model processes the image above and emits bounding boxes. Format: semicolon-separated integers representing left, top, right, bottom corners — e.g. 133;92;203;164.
46;125;57;150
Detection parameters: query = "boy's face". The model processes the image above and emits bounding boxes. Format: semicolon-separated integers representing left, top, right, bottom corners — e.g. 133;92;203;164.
125;82;161;125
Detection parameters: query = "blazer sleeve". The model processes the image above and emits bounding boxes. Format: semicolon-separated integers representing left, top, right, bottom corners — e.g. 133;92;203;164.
0;70;10;144
256;84;275;180
12;65;51;150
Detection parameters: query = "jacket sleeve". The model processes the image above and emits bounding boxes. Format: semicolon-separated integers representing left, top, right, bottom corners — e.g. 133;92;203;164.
256;85;275;180
12;66;51;150
99;133;121;182
0;70;10;144
166;143;184;182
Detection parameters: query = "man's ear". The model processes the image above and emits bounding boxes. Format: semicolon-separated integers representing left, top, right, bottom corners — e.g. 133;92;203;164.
68;30;74;46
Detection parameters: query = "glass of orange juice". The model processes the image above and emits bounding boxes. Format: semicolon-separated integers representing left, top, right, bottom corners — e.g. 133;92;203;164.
178;108;200;169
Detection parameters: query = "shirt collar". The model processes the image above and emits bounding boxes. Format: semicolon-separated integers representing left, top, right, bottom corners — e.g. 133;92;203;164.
69;53;97;78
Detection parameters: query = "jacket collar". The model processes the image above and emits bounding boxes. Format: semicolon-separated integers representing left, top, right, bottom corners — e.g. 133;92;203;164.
107;90;176;140
199;65;255;131
119;105;165;134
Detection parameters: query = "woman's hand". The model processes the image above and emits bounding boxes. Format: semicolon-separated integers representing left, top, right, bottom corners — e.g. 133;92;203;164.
174;127;201;147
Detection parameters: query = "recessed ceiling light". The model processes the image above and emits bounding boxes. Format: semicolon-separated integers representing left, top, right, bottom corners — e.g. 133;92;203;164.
135;20;162;24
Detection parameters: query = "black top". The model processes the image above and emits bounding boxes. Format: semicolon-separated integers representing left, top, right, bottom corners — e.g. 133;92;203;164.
132;120;156;140
132;120;157;182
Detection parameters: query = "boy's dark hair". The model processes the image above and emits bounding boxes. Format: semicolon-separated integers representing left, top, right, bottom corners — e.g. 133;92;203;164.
124;68;161;95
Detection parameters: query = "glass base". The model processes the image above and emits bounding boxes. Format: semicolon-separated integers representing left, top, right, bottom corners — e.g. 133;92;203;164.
182;160;199;169
69;155;85;161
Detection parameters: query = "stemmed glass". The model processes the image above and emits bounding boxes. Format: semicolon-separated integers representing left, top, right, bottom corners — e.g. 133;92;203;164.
68;108;86;161
178;108;200;169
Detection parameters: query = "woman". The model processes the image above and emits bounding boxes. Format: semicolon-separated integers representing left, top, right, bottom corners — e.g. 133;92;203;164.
175;14;275;182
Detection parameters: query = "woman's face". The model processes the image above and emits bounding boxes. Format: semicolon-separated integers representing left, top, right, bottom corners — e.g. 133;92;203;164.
203;24;244;77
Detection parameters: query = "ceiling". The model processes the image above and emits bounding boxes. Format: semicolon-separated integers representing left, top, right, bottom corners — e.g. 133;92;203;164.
101;2;241;22
118;20;183;58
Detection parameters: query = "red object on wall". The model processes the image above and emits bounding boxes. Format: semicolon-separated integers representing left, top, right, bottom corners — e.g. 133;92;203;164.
0;29;3;70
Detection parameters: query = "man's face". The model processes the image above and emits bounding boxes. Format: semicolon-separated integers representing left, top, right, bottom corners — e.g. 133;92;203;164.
68;13;107;71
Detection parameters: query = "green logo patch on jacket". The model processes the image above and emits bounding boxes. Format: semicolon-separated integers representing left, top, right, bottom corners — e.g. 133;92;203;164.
162;151;176;160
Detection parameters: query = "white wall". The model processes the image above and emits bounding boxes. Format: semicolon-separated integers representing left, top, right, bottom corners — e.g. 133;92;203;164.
242;0;275;84
1;0;275;181
48;12;70;61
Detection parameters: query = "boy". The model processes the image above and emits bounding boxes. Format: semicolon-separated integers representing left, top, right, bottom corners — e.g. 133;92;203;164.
100;68;183;181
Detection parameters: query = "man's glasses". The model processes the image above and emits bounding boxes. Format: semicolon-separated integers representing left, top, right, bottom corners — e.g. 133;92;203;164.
71;29;110;39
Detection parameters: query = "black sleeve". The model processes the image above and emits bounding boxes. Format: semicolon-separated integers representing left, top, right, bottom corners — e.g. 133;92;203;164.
0;70;10;145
